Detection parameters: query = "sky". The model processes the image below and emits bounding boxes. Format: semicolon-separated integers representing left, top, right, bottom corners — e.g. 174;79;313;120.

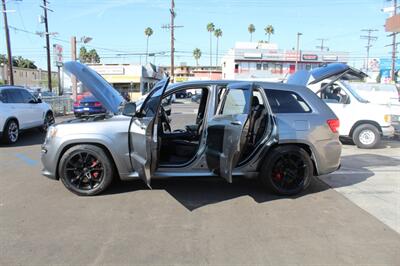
0;0;395;69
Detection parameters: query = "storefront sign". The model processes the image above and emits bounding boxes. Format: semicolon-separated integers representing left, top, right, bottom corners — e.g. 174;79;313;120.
53;44;63;67
322;55;338;61
244;52;262;59
302;54;318;61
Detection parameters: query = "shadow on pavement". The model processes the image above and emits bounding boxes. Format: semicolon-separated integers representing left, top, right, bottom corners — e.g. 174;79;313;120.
0;129;45;148
321;153;400;188
104;176;330;211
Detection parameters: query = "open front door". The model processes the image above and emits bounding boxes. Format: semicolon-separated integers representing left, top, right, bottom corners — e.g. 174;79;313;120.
129;78;169;187
205;82;253;183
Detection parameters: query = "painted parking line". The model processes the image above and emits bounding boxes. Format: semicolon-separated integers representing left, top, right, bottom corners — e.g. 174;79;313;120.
15;153;38;166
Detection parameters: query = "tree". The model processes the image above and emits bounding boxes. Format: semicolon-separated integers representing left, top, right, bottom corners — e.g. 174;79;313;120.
144;27;154;64
0;54;37;69
193;48;202;66
79;47;100;63
206;22;215;67
264;25;275;43
214;28;222;66
248;24;256;42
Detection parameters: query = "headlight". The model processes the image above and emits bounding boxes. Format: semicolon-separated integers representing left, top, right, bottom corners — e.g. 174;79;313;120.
384;114;392;123
46;126;58;140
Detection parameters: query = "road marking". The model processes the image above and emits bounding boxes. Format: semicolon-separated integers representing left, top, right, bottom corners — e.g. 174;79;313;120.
15;153;38;166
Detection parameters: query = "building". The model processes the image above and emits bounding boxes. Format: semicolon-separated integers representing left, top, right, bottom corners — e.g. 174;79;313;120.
221;42;349;81
88;63;164;100
162;64;222;82
0;64;58;89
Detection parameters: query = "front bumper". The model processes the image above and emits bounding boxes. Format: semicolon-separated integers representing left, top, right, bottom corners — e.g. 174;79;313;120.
41;141;58;180
381;125;395;137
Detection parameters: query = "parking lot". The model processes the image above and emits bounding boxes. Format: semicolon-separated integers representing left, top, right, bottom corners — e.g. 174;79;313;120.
1;108;400;265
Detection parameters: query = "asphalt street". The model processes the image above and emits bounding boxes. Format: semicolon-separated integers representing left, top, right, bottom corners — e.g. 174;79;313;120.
0;105;400;265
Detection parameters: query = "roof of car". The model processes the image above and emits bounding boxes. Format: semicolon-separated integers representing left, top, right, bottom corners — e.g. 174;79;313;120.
166;79;310;94
0;85;26;91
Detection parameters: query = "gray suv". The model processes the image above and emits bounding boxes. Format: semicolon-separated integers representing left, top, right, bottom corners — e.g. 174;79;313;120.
41;61;341;196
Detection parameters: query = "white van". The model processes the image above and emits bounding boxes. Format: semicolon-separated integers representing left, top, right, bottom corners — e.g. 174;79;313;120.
288;64;395;149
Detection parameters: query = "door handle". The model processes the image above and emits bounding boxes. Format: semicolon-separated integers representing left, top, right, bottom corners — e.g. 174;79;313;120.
231;121;242;126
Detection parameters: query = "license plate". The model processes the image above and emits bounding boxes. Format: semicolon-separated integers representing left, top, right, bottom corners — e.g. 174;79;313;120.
83;107;90;111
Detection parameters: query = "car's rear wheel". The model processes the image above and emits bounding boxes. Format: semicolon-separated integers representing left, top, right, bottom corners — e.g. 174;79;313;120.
59;144;114;196
260;145;313;196
39;112;55;132
2;120;19;144
352;124;380;149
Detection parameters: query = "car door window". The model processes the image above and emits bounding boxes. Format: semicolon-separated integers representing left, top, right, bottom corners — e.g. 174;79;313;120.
3;89;24;103
220;89;250;115
20;90;36;103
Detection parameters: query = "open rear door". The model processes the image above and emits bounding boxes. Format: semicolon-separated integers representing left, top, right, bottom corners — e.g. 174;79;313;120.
129;78;169;187
205;82;253;183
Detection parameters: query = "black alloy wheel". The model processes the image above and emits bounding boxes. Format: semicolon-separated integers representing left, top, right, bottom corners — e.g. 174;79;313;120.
260;145;313;195
59;145;114;196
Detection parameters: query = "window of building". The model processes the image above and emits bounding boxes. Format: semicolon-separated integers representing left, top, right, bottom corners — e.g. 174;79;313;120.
262;63;268;70
256;63;262;70
265;89;311;113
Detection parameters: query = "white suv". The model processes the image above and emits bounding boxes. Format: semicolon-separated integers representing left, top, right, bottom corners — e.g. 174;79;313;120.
0;86;54;144
288;64;395;149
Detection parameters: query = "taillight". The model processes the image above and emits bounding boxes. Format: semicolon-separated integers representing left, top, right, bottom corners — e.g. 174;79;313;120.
94;102;102;107
73;101;80;107
327;119;340;133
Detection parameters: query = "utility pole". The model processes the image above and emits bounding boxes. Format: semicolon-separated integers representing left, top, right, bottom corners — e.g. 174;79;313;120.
1;0;14;85
316;38;329;51
295;32;302;72
71;36;77;101
161;0;183;82
391;0;397;81
40;0;53;92
360;29;378;72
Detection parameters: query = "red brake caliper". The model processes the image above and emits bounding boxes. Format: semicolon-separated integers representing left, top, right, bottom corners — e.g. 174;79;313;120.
91;160;99;178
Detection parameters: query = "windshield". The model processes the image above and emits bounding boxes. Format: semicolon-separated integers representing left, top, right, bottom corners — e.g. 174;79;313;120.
341;81;369;103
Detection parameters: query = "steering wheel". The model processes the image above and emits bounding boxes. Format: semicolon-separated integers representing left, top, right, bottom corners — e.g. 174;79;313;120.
159;106;171;133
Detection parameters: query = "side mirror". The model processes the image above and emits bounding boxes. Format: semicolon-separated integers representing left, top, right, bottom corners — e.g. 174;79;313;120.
123;102;137;116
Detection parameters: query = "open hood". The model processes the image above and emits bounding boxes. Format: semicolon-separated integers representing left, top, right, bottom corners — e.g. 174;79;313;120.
64;61;124;114
287;63;368;86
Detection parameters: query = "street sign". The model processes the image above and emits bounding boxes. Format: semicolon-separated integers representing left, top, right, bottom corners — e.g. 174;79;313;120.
53;44;63;66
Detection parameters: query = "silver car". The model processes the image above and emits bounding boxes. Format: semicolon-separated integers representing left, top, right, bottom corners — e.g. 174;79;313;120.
41;61;341;196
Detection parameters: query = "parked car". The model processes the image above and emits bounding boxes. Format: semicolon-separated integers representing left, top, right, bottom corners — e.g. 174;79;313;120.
73;95;107;117
191;94;202;103
349;82;400;137
175;90;187;99
41;61;341;196
287;63;395;149
0;86;54;144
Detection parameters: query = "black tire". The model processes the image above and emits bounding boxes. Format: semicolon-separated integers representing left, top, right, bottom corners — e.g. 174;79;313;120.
259;145;313;196
2;119;19;144
39;111;55;133
59;144;114;196
187;92;192;98
352;124;380;149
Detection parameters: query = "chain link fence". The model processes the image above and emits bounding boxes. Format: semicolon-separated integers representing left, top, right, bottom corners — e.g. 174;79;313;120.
41;96;74;116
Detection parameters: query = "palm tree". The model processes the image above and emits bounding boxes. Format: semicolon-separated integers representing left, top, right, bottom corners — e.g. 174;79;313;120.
214;28;223;66
264;25;274;43
248;24;255;42
193;48;202;66
144;27;154;64
206;22;215;67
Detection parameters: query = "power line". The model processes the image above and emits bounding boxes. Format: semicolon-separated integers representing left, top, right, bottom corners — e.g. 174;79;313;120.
316;38;329;51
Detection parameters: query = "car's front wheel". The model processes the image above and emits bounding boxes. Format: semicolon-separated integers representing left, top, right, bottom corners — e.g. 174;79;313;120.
2;119;19;144
352;124;380;149
260;145;313;196
39;112;55;132
59;144;114;196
